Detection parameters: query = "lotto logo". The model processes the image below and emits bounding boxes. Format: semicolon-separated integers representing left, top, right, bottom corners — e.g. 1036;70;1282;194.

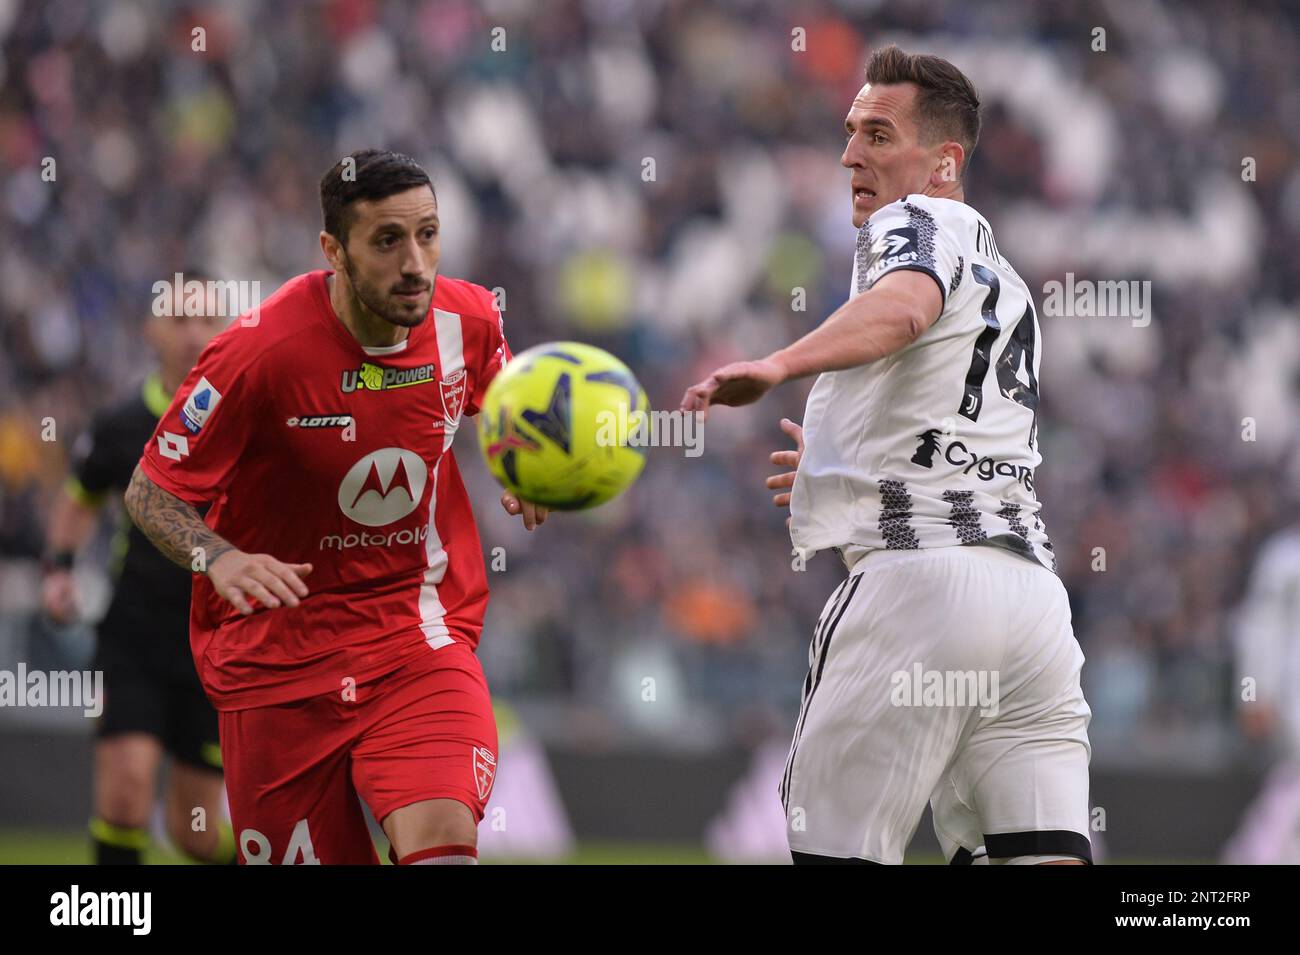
157;431;190;461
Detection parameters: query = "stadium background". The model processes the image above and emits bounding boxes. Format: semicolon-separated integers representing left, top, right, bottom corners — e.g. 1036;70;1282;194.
1;0;1297;862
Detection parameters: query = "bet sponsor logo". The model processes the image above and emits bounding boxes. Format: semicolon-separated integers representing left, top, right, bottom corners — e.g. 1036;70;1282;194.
865;226;920;282
340;361;436;394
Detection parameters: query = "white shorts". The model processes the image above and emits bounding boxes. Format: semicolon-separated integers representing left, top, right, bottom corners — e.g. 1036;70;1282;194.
781;544;1093;864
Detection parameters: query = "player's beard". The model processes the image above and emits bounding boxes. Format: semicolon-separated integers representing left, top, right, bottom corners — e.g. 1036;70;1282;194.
343;255;434;329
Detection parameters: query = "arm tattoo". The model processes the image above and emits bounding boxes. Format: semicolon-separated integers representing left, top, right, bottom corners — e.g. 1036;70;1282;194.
124;464;234;573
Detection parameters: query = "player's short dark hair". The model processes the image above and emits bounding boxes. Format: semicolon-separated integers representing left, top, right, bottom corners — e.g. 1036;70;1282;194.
319;149;435;246
865;45;981;172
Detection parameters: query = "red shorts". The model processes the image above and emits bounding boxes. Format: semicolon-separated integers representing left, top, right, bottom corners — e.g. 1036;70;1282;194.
219;643;497;865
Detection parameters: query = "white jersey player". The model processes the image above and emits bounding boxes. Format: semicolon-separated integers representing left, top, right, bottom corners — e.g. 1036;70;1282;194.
793;193;1055;572
1223;524;1300;864
683;45;1092;864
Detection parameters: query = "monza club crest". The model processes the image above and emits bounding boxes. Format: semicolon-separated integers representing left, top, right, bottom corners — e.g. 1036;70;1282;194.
440;369;468;422
472;745;496;800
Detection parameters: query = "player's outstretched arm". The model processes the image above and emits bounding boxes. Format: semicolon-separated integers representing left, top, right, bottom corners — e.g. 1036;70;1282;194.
679;270;942;419
124;464;312;615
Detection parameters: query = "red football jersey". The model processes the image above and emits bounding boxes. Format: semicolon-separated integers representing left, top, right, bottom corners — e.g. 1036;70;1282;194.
140;270;510;710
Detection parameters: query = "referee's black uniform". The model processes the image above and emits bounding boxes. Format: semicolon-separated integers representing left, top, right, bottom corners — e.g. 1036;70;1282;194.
68;373;220;773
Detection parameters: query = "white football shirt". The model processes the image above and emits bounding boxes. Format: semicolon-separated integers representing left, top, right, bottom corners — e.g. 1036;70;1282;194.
789;194;1057;571
1235;525;1300;749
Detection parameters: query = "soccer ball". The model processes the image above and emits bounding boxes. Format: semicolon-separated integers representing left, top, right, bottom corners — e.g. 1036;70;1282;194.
477;341;649;510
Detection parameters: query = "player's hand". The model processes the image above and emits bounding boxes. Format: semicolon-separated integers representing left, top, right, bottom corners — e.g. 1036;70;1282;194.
501;492;549;531
41;569;78;624
206;549;313;616
679;357;787;421
765;418;804;509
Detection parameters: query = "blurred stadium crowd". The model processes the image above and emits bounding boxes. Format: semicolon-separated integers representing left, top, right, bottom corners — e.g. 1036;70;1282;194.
1;0;1298;765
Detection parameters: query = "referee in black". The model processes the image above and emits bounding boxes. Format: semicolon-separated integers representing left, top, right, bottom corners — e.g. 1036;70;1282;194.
42;275;235;864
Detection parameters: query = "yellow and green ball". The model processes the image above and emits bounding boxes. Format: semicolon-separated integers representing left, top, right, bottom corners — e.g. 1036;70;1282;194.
477;341;649;510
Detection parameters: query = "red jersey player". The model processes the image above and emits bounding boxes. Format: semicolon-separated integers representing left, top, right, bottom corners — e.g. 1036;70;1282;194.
124;150;547;865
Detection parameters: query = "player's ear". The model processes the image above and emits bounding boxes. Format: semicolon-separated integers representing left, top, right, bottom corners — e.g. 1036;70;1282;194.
319;230;344;271
931;141;965;188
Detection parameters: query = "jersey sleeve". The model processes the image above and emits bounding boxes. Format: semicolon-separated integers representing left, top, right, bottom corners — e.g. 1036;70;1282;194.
854;198;964;311
139;329;259;507
67;411;120;507
464;288;512;417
